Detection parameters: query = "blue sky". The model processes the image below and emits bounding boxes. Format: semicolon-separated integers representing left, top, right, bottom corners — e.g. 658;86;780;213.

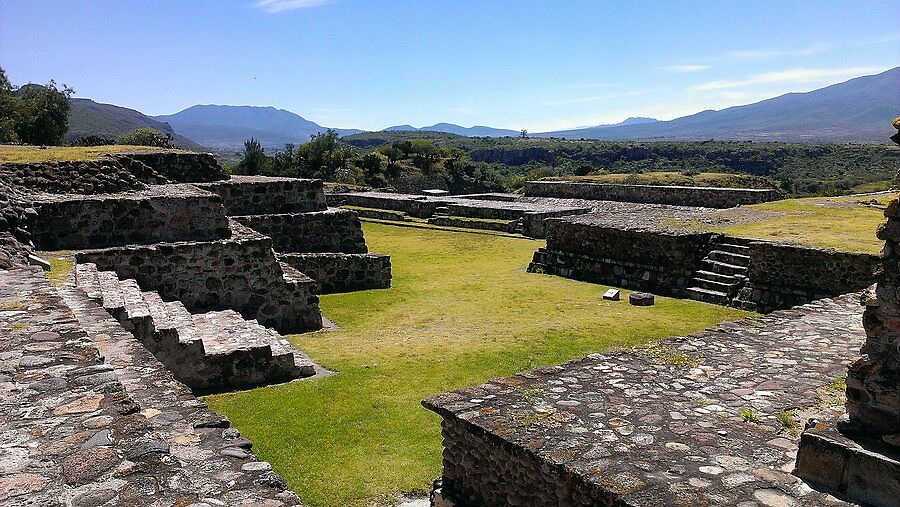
1;0;897;132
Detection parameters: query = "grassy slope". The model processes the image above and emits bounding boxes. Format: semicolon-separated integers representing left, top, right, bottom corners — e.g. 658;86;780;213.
0;144;184;163
549;171;775;188
698;193;895;254
206;223;748;507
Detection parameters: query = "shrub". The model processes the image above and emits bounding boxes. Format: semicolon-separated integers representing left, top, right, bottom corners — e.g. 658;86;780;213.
119;128;174;148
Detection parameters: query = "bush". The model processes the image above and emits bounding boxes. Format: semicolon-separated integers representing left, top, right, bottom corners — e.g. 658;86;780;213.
72;135;116;146
119;128;174;148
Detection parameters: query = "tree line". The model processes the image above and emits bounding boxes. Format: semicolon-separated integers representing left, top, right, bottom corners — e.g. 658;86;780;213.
231;130;506;194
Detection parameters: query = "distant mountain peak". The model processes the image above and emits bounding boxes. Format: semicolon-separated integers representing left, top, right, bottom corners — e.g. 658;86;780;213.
536;67;899;142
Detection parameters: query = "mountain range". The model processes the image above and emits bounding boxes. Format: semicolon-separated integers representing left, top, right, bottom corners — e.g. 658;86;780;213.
154;105;363;151
67;98;204;150
67;67;899;151
535;67;899;142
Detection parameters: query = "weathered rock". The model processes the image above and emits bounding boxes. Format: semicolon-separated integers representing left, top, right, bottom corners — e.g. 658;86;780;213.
629;291;655;306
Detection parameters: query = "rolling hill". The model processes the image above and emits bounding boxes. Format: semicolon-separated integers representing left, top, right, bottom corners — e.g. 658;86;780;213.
382;123;521;137
155;105;363;151
67;98;205;150
537;67;900;141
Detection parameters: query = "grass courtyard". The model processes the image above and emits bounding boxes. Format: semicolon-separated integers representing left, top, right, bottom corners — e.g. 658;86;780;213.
687;193;895;254
206;222;748;507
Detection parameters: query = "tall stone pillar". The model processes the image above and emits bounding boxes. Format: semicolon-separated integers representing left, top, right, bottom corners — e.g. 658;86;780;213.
842;118;900;441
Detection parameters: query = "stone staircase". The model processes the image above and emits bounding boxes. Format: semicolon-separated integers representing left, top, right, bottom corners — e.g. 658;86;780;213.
686;237;751;305
75;262;316;392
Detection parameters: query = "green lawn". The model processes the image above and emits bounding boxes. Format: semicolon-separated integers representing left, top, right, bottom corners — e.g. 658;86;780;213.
206;223;749;507
0;144;183;163
702;193;895;254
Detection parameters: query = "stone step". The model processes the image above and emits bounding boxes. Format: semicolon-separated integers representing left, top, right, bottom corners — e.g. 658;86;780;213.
701;259;749;276
715;242;750;255
693;270;742;284
119;279;151;321
707;250;751;266
74;263;102;301
140;290;173;329
691;277;735;293
686;286;731;305
97;271;125;312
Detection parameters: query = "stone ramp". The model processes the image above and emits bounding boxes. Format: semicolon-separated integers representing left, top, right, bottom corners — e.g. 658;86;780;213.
75;262;316;392
0;266;303;506
424;295;865;506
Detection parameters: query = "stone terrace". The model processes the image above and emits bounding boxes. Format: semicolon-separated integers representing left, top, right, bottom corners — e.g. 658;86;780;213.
425;295;864;506
0;267;302;506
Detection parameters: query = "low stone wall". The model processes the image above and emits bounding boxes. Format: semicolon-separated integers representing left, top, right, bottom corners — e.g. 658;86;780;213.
434;417;599;506
234;208;368;253
530;215;878;311
278;252;391;294
30;185;231;250
114;151;227;183
735;241;878;312
428;216;516;233
0;157;160;194
198;175;327;215
529;217;713;296
334;192;438;218
74;221;321;333
524;180;781;208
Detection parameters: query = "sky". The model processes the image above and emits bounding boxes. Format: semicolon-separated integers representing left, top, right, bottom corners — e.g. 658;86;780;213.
1;0;898;132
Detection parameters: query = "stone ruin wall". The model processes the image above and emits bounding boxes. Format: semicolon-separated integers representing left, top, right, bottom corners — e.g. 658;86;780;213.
198;176;327;215
524;180;782;208
531;218;879;311
75;222;322;334
0;151;226;195
737;241;880;312
29;186;232;250
118;151;227;183
435;417;601;507
846;195;900;438
278;252;391;294
234;208;368;254
530;219;713;297
0;178;33;268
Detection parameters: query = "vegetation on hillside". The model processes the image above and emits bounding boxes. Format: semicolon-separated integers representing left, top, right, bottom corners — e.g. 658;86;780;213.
207;222;748;507
118;127;175;148
344;131;900;196
231;130;507;194
0;67;73;145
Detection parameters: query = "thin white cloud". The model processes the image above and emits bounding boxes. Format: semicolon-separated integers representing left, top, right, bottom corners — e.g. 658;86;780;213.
254;0;331;13
689;66;888;92
539;89;650;107
664;64;710;73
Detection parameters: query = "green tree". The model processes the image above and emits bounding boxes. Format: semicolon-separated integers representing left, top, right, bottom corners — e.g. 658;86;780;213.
236;138;269;175
12;81;73;145
0;67;17;142
119;127;174;148
295;130;357;180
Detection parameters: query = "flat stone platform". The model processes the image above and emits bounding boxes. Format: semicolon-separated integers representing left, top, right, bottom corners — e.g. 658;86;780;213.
424;295;864;506
0;267;302;506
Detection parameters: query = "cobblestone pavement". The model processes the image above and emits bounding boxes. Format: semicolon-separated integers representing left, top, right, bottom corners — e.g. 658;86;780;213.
0;266;303;506
426;295;866;506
